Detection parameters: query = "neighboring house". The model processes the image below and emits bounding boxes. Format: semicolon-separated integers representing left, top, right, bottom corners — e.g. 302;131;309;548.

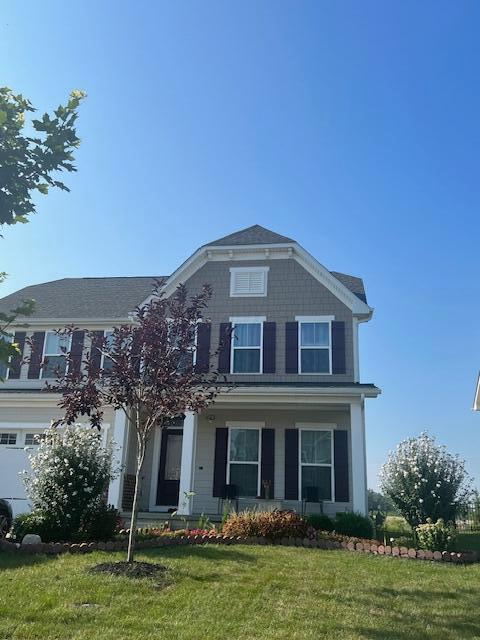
474;373;480;411
0;225;380;518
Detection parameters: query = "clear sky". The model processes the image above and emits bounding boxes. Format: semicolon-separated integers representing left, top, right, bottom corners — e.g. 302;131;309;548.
1;1;479;489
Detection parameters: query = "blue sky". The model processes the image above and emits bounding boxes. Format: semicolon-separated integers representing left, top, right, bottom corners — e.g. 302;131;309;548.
1;1;479;488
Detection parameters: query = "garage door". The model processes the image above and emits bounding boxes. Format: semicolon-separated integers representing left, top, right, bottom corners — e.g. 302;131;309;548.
0;430;42;517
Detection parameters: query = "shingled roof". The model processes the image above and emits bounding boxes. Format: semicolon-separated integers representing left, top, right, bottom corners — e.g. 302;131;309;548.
0;225;368;319
0;277;162;319
206;224;295;247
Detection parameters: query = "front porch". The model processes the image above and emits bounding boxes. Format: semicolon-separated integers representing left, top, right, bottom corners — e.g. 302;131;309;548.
112;386;374;518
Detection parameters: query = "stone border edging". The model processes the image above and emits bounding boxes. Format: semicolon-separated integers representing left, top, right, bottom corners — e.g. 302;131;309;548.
0;535;477;564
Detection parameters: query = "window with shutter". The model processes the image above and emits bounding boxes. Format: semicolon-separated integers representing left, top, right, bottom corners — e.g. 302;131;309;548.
230;267;269;297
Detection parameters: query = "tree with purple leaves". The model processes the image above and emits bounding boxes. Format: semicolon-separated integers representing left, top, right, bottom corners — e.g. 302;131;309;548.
45;281;225;562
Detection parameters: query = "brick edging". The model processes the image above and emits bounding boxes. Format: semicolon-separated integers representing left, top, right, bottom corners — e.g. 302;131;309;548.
0;535;477;564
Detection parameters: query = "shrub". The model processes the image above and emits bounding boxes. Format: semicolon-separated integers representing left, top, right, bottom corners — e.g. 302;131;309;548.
81;503;121;541
388;535;414;548
11;510;61;543
379;432;473;528
22;425;117;540
222;510;308;540
334;512;374;539
383;515;412;534
306;513;334;531
415;518;456;551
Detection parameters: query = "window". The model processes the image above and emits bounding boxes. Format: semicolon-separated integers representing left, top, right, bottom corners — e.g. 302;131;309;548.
0;433;17;445
101;331;114;372
41;332;71;379
25;433;43;446
230;267;269;297
0;334;13;379
296;316;333;374
230;317;265;374
227;427;261;497
299;429;334;501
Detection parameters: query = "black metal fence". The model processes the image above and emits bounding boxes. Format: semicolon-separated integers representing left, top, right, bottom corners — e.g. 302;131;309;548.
456;502;480;532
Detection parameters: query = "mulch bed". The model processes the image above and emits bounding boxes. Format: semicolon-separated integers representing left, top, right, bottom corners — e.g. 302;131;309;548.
89;561;168;580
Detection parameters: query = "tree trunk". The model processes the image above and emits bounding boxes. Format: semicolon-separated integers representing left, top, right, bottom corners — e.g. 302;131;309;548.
127;436;146;563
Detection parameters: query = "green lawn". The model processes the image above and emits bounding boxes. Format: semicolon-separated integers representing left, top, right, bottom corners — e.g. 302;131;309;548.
1;545;480;640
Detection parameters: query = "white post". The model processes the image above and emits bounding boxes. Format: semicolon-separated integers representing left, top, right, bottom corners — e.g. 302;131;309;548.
350;400;367;515
107;409;127;509
177;412;197;515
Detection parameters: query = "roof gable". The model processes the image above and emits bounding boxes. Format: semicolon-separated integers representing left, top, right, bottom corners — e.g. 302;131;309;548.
206;224;294;247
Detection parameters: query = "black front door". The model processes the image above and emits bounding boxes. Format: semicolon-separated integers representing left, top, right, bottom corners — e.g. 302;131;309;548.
156;429;183;507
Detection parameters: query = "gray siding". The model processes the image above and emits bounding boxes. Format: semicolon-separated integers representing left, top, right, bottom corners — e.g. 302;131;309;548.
182;259;355;383
192;408;353;517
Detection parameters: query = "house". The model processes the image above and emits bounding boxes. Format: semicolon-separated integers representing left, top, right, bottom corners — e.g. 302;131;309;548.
0;225;380;519
473;373;480;411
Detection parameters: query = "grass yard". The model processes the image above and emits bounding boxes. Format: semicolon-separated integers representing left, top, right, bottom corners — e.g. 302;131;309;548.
1;545;480;640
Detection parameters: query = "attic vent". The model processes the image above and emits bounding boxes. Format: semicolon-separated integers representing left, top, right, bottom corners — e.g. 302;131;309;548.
230;267;269;297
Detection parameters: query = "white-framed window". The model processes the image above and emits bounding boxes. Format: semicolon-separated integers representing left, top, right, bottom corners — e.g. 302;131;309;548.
296;316;334;374
227;424;262;497
41;332;71;379
0;432;17;445
0;333;13;379
298;426;335;502
230;266;269;297
230;316;265;374
25;433;44;446
101;330;115;372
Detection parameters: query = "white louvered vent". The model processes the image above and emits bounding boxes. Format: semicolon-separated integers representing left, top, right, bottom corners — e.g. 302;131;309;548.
230;267;269;297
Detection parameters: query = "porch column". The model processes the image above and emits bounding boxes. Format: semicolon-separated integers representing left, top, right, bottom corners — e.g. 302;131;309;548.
177;411;197;515
107;409;127;510
350;400;367;515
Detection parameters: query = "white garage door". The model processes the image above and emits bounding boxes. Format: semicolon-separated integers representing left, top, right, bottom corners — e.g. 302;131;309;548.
0;430;43;517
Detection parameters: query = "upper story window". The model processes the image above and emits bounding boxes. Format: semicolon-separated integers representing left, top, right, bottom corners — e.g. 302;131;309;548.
101;330;114;372
230;317;265;374
230;267;269;297
296;316;333;375
0;334;13;379
41;332;71;379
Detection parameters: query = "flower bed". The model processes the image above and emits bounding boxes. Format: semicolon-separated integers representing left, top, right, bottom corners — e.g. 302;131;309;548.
1;530;477;564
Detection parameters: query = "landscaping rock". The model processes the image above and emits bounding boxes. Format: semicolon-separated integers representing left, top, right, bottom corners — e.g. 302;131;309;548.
22;534;42;545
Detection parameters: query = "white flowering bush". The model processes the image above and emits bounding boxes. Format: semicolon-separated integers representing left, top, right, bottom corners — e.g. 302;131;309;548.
21;425;117;539
379;432;472;528
415;518;456;551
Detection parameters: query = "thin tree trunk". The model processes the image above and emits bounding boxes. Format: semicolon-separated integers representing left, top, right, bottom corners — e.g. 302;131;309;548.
127;434;146;563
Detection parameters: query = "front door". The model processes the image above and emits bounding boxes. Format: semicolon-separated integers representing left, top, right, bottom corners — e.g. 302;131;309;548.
156;429;183;507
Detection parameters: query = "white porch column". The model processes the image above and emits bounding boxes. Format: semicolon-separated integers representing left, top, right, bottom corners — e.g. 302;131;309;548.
107;409;128;510
350;400;367;515
177;412;197;515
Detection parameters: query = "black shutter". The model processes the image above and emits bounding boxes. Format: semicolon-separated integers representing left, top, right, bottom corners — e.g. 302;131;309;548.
262;322;276;374
27;332;45;379
334;430;349;502
218;322;232;373
332;321;346;374
8;331;26;379
284;429;299;500
212;427;228;498
285;322;298;374
90;331;104;371
195;323;211;373
70;331;85;374
261;429;275;498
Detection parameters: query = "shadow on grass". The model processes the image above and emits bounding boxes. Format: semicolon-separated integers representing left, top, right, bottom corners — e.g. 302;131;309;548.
0;551;56;572
142;544;257;564
335;584;480;640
